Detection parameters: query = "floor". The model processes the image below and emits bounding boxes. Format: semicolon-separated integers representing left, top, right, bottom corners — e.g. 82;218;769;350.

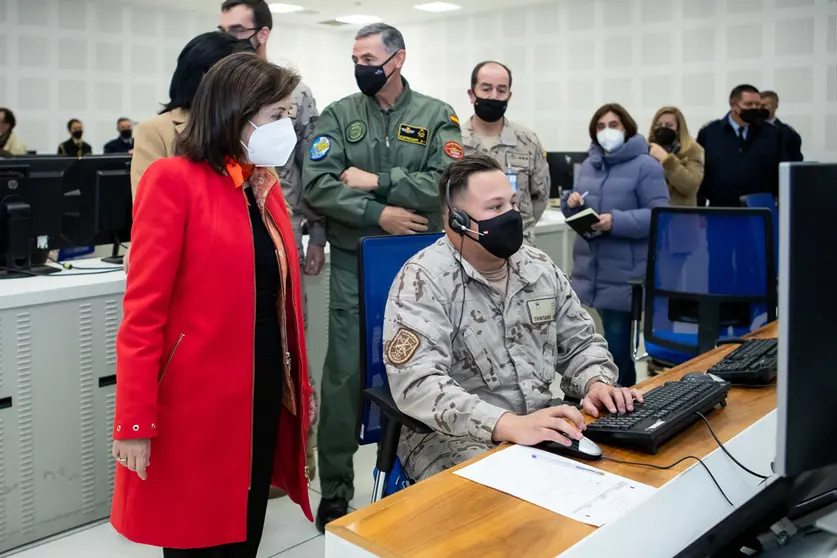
4;365;651;558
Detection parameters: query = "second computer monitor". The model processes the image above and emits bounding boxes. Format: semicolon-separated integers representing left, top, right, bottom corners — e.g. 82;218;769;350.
546;151;586;199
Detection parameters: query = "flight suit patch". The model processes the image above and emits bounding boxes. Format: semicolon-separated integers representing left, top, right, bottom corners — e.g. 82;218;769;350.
386;328;421;365
397;124;428;146
444;141;464;160
526;298;556;324
450;114;460;125
309;136;331;161
506;152;532;168
346;120;367;143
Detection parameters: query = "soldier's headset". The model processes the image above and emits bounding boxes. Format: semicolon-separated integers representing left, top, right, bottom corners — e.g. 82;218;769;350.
445;178;486;238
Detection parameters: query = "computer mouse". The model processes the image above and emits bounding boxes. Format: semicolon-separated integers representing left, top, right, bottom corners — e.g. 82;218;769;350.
537;436;603;461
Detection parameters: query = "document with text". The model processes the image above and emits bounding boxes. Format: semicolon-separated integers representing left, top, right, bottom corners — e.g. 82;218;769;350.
454;445;657;527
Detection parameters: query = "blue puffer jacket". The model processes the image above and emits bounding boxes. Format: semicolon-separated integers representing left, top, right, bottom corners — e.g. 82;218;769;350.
561;135;670;312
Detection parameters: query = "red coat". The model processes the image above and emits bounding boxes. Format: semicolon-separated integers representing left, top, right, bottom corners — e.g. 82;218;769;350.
111;157;312;548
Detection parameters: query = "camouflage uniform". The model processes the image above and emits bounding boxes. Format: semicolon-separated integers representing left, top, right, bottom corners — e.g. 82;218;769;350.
461;117;551;247
278;81;322;481
382;237;617;481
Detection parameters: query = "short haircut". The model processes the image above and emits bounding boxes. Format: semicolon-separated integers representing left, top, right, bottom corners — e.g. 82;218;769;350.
761;90;779;104
730;84;760;103
470;61;513;90
355;23;405;54
588;103;638;145
0;108;16;130
162;31;252;114
67;119;82;131
438;152;503;210
117;117;132;127
221;0;273;30
176;53;300;175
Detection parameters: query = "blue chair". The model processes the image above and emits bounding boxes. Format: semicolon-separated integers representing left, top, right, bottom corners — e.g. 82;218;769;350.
357;233;442;502
741;193;779;277
631;207;777;366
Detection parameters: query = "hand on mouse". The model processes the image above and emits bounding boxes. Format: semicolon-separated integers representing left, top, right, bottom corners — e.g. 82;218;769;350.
492;406;587;447
583;381;644;417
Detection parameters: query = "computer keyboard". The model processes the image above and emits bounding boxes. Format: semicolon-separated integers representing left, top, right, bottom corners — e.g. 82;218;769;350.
707;338;778;385
585;378;730;454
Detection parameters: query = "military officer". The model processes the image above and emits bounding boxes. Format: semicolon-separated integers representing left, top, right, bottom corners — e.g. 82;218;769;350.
303;22;463;531
462;61;550;247
382;153;642;482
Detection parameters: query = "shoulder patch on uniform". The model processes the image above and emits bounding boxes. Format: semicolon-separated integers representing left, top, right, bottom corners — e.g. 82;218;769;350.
450;114;460;125
386;328;421;365
443;140;464;160
346;120;367;143
309;136;331;161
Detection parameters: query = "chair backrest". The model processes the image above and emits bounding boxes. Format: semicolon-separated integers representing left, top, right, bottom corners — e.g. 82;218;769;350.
644;207;777;356
741;193;779;277
357;233;443;446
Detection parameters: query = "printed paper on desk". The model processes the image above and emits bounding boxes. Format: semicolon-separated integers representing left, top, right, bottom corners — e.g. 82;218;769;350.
454;445;656;527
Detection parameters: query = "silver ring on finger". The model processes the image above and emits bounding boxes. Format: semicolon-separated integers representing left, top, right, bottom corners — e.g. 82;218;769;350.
117;457;128;465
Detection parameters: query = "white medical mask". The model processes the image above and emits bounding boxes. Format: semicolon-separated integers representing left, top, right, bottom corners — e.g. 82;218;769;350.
241;118;297;167
597;128;625;153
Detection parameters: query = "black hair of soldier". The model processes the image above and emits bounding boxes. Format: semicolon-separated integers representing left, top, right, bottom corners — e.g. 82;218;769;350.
470;61;513;90
220;0;274;31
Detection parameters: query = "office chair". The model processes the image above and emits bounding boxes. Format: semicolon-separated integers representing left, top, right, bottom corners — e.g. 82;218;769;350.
357;233;441;502
741;193;779;278
631;207;777;367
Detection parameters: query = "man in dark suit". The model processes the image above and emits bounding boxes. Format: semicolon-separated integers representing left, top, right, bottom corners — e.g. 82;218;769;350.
697;84;790;207
58;119;92;157
104;117;134;154
761;90;803;162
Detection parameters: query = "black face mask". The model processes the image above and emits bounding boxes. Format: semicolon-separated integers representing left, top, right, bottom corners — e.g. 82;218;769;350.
474;97;508;123
71;130;83;140
120;129;133;140
355;51;398;97
469;209;524;260
739;107;767;125
653;127;677;146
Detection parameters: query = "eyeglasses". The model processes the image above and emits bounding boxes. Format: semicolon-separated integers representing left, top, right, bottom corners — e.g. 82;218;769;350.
218;25;258;40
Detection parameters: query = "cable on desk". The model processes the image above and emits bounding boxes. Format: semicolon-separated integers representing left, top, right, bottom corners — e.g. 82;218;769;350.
601;455;734;507
49;256;122;272
695;412;770;480
0;266;123;278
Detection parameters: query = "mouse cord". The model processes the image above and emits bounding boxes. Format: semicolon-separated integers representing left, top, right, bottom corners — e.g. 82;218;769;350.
695;412;770;480
601;455;734;507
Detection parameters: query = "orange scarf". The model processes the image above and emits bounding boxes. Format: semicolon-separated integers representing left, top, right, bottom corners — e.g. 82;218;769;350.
226;160;255;189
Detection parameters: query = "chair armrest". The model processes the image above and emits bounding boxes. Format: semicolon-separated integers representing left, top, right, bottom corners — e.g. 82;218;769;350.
364;387;433;434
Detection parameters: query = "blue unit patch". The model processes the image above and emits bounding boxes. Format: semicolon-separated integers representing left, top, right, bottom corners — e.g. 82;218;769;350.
310;136;331;161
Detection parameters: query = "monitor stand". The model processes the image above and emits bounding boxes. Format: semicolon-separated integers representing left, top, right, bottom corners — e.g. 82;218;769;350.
0;201;61;279
101;239;124;266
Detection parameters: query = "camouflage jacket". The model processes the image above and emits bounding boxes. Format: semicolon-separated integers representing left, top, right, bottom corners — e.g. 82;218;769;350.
461;117;550;247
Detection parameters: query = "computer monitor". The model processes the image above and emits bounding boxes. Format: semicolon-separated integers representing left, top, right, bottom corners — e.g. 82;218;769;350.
545;151;586;199
675;162;837;557
75;156;132;265
0;157;75;278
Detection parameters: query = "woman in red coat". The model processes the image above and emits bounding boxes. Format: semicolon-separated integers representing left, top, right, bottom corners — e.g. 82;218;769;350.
110;53;312;557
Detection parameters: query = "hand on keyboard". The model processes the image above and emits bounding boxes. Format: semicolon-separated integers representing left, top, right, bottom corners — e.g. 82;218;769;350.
493;406;587;447
583;382;644;417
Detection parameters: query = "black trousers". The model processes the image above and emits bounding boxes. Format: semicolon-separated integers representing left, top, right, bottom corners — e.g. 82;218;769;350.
163;317;284;558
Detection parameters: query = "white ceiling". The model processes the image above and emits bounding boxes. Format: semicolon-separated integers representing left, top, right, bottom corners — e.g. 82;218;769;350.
122;0;555;27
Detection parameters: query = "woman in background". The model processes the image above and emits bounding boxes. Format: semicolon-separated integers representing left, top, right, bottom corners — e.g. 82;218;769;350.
111;54;312;557
648;106;704;206
562;103;669;387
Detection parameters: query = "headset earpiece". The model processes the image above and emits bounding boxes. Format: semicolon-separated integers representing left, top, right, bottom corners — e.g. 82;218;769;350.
445;178;471;235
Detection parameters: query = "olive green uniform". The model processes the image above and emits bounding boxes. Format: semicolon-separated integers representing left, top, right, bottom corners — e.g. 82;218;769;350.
303;78;462;501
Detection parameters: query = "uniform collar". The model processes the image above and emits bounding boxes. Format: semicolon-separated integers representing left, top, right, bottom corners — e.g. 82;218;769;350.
462;116;517;148
441;235;543;292
366;77;413;112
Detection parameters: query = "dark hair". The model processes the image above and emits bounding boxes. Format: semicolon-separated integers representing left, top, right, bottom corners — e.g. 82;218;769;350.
730;84;760;103
0;108;16;130
67;119;82;131
470;61;513;90
760;90;779;104
355;23;406;54
162;31;251;114
588;103;638;145
117;117;132;127
176;53;300;175
221;0;273;31
438;152;503;209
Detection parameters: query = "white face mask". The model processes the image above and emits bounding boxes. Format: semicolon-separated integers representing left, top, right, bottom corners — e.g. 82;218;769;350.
597;128;625;153
241;118;297;167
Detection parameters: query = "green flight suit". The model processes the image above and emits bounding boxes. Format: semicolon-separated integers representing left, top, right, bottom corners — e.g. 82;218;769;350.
303;78;462;501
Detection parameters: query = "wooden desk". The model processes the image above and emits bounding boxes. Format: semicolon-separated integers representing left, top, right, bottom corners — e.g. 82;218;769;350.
327;323;778;558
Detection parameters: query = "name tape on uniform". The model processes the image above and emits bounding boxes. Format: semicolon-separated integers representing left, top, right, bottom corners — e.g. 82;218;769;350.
310;136;331;161
397;124;428;146
526;298;556;324
506;152;532;169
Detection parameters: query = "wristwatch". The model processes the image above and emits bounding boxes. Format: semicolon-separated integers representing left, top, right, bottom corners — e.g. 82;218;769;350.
585;374;616;395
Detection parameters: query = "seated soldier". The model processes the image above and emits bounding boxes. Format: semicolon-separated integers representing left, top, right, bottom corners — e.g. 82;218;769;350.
382;152;642;482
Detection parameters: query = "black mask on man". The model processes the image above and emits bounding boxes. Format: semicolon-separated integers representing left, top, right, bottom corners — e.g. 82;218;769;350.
653;127;677;146
468;209;524;259
474;97;508;123
120;129;133;140
355;51;398;97
71;130;83;140
739;107;767;125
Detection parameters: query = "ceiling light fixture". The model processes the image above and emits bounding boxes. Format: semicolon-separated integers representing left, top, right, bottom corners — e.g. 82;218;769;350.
335;14;382;25
268;3;304;13
413;2;462;12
